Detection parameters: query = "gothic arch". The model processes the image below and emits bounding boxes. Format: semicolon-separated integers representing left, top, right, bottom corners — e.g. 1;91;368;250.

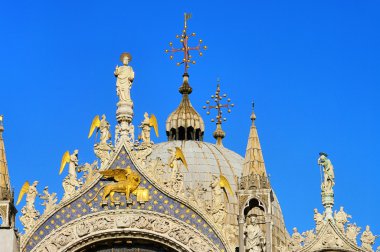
241;197;267;217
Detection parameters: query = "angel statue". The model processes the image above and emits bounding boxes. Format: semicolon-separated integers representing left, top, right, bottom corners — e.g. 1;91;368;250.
17;181;40;232
88;115;113;166
114;52;135;102
244;215;266;252
88;114;112;145
165;147;188;194
39;186;58;214
60;150;82;201
207;174;232;225
318;152;335;193
139;112;159;144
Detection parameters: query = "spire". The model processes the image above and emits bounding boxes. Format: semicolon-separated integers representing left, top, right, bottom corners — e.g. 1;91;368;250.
0;115;11;201
165;13;207;141
241;102;269;189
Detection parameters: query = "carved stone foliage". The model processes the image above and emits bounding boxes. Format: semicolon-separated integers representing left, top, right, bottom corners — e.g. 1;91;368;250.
144;157;165;183
321;228;343;248
94;143;112;167
31;210;220;252
78;161;99;187
39;186;58;215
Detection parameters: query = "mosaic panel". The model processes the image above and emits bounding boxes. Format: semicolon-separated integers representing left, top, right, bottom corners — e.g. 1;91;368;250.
25;147;226;252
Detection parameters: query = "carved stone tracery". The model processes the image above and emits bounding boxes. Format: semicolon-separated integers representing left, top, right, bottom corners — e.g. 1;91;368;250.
30;210;219;252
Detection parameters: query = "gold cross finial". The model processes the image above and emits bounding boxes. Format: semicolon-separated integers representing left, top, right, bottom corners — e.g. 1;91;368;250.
165;13;207;74
203;80;234;146
203;80;234;124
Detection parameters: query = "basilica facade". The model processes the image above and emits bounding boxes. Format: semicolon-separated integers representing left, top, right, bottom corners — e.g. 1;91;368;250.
0;15;378;252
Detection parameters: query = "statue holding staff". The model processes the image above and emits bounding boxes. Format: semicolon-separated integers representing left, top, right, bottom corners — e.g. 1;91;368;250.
114;52;135;103
318;152;335;193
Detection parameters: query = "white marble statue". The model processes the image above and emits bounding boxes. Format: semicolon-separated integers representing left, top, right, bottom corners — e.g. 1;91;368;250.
114;53;135;102
313;208;324;233
39;186;58;214
318;152;335;193
346;223;361;244
68;150;79;179
334;206;351;233
20;181;40;233
361;225;378;252
244;215;266;252
99;114;111;145
25;181;39;210
302;230;316;245
139;112;151;144
62;150;82;201
289;227;304;252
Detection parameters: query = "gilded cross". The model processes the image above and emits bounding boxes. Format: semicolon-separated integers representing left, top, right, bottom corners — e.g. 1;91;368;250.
165;13;207;73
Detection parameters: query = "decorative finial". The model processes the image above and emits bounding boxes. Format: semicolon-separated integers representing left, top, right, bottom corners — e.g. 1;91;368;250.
0;115;3;132
203;80;234;146
165;13;207;74
250;100;256;122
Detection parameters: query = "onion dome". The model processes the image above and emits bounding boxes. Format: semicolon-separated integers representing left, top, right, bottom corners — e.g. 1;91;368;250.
166;73;205;141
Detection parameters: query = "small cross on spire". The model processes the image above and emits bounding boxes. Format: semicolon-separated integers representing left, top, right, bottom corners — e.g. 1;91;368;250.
203;80;234;146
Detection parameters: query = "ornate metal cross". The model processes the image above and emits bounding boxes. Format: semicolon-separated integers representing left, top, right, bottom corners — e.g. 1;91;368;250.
203;80;234;124
165;13;207;73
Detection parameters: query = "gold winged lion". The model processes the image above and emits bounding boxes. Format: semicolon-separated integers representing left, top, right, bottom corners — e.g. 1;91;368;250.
87;166;141;204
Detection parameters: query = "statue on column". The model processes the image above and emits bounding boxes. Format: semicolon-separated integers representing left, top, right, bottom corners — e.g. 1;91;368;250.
318;152;335;193
334;206;351;233
244;215;266;252
361;225;378;252
313;208;324;233
114;52;136;141
17;181;40;233
59;150;82;201
114;52;135;103
39;186;58;214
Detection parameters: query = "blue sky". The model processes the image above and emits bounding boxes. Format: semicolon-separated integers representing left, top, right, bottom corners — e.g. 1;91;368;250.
0;0;379;245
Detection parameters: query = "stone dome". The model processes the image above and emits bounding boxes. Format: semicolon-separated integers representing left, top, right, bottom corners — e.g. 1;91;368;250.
150;140;243;195
147;140;288;239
